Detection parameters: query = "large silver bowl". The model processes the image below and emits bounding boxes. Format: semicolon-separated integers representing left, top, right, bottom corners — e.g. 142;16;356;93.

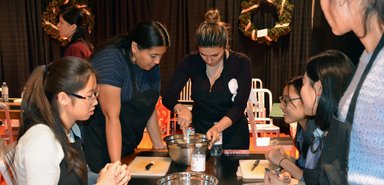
157;172;218;185
163;133;208;166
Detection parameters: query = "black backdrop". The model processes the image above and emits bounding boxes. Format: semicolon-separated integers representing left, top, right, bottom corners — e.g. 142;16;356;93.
0;0;363;102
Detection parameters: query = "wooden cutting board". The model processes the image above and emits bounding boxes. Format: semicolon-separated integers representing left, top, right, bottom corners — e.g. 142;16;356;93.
239;159;270;180
128;156;172;177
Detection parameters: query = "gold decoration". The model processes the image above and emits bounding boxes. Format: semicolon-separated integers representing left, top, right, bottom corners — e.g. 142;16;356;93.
239;0;293;45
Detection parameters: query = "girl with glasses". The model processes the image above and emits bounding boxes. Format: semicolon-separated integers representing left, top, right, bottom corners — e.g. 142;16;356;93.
265;76;318;183
14;57;130;185
265;50;355;185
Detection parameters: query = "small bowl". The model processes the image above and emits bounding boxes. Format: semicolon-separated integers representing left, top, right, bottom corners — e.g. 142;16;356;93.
164;133;209;166
157;172;218;185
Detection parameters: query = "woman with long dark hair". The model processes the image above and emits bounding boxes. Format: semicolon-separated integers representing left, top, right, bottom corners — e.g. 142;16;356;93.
14;57;130;185
57;6;93;59
82;21;170;173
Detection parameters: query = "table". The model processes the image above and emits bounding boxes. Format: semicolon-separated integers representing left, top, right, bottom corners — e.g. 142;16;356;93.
123;150;265;185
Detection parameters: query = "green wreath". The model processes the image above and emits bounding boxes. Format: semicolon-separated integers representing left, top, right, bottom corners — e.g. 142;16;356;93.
239;0;293;45
42;0;94;46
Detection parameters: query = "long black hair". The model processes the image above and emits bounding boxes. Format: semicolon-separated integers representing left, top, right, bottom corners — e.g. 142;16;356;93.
91;20;170;60
305;50;355;131
59;6;94;51
19;57;96;184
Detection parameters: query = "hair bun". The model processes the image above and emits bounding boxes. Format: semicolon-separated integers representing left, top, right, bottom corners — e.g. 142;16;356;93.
205;9;220;24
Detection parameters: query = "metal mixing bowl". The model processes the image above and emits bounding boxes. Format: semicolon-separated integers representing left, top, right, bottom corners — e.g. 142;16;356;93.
163;133;208;166
157;172;218;185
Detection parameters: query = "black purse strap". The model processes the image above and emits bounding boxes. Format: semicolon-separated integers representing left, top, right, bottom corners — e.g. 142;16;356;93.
346;34;384;122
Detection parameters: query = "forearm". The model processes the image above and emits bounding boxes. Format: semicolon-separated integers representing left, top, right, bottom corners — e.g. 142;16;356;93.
106;117;122;162
146;109;164;147
214;116;233;132
279;158;303;180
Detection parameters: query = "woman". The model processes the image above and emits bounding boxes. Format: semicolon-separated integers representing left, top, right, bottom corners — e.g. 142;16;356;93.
162;9;252;149
14;57;130;185
57;6;93;59
320;0;384;184
265;76;318;181
265;50;355;185
82;21;170;173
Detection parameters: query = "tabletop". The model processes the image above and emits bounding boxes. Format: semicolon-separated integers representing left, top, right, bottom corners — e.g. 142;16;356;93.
123;150;268;185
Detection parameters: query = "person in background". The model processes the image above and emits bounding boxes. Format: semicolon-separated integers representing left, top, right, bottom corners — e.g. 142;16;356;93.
162;9;252;149
265;50;355;185
320;0;384;184
265;76;317;182
57;6;93;59
82;21;170;173
14;57;130;185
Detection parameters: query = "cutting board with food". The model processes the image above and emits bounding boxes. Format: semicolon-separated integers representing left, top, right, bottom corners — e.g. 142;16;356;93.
128;156;172;177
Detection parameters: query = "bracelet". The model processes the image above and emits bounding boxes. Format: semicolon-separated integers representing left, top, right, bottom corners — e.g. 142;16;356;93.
278;157;286;168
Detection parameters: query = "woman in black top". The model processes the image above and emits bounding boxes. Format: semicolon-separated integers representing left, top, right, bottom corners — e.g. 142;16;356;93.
163;9;252;149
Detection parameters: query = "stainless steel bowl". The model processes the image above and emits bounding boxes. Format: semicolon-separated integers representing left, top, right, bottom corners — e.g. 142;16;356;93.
157;172;218;185
164;133;208;166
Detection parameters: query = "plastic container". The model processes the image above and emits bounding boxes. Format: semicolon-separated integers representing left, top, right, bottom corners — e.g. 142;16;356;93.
1;82;9;102
191;143;206;172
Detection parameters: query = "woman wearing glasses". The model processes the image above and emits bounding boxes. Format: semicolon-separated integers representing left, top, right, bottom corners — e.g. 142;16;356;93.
265;76;318;182
14;57;130;185
265;50;355;185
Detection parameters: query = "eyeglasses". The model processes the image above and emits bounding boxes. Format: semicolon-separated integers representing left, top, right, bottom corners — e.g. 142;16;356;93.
279;95;301;107
68;90;99;103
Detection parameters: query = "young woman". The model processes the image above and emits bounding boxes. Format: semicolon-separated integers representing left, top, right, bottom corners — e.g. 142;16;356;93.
82;21;170;173
162;9;252;149
320;0;384;183
265;76;318;181
265;50;355;185
57;6;93;59
14;57;130;185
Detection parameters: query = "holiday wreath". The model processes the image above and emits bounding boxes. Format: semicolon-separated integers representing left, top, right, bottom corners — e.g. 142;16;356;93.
239;0;293;44
42;0;94;46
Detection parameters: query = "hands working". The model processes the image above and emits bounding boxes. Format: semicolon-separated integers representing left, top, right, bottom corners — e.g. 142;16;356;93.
265;145;288;167
206;126;221;149
264;169;292;185
175;104;192;133
97;161;131;185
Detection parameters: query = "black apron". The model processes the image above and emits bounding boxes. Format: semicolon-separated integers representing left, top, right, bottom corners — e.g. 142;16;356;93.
303;34;384;185
192;53;249;149
58;134;86;185
83;60;159;173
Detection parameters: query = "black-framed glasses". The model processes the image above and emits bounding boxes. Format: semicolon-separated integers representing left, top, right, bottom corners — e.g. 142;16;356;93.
68;90;99;103
279;95;301;107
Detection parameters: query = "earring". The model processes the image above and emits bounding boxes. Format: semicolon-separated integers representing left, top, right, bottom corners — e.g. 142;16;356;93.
316;95;321;103
336;1;341;6
131;54;136;62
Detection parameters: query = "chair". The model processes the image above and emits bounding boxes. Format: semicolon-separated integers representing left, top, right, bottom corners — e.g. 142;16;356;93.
178;79;193;104
251;78;263;89
0;139;16;185
247;88;280;144
0;102;19;144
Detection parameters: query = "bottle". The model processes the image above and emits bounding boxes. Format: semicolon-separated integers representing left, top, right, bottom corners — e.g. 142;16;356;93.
1;82;9;102
191;143;206;172
210;122;223;157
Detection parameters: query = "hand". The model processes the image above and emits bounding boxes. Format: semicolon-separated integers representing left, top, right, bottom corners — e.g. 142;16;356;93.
265;145;287;166
97;161;131;185
206;127;221;149
152;143;167;150
264;169;286;185
176;105;192;133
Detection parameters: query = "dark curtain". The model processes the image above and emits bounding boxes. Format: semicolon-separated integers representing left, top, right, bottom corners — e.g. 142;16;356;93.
0;0;312;101
0;0;61;97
